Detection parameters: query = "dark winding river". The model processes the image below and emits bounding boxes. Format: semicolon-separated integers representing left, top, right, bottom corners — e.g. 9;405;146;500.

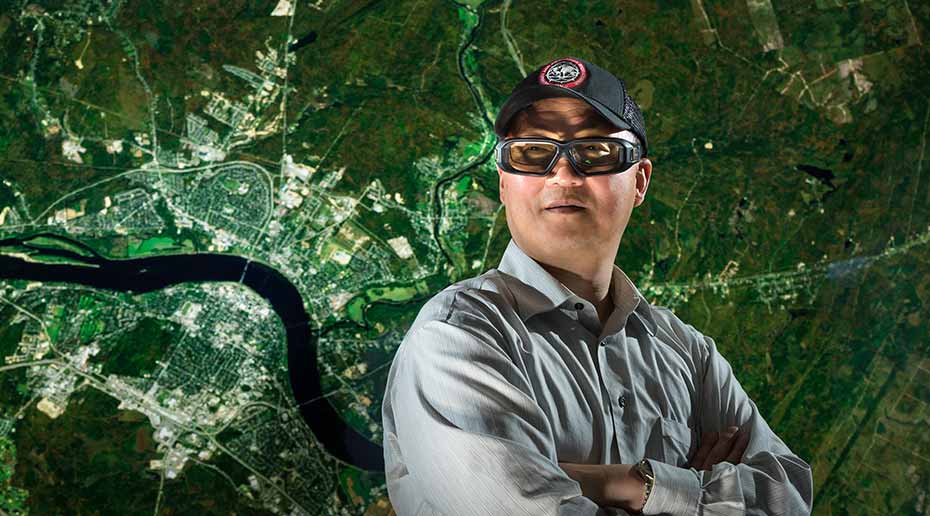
0;233;384;472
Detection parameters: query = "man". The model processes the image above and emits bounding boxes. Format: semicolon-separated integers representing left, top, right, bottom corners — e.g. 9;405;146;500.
381;56;813;515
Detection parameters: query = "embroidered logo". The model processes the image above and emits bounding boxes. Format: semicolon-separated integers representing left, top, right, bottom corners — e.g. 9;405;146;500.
538;58;587;89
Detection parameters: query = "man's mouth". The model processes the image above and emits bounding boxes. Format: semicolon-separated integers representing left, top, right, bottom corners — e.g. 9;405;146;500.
545;205;585;213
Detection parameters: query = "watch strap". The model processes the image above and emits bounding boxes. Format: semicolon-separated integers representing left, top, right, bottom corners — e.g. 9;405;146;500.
634;458;654;513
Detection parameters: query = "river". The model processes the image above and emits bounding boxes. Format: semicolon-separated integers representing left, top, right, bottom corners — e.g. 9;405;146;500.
0;233;385;472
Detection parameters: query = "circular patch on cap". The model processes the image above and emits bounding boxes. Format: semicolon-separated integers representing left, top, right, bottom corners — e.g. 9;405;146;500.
538;57;587;89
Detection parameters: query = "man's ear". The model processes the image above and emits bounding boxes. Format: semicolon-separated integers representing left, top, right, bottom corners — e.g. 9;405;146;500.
633;158;652;207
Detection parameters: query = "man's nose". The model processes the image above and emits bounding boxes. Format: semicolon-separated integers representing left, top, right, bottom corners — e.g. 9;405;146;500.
546;154;584;186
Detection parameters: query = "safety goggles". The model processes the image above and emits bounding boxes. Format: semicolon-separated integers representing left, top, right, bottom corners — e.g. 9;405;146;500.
494;137;642;177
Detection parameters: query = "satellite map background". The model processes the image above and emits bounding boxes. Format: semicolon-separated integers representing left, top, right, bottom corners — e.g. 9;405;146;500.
0;0;928;514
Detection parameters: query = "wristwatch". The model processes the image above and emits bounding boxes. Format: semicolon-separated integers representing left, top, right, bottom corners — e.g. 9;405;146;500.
631;458;654;513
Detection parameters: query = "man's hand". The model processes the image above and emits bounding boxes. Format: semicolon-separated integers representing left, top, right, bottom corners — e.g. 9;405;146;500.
558;462;646;511
684;425;750;471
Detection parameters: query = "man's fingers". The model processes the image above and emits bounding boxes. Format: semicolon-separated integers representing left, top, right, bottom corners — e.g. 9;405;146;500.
699;426;740;470
687;431;718;469
725;428;751;464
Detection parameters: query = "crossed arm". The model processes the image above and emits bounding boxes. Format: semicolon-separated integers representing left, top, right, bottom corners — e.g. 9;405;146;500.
559;424;751;511
383;318;813;515
561;328;813;516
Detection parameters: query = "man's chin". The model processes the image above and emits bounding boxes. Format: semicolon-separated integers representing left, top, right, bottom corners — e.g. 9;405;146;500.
533;229;595;248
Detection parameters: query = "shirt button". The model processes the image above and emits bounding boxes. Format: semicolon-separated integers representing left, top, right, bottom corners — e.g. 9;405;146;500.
574;302;584;310
617;395;626;408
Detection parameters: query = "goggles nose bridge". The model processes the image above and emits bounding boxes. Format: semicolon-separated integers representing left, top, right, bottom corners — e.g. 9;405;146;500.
547;143;579;176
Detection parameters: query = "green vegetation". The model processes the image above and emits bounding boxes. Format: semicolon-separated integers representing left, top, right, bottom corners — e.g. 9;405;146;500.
127;237;179;256
337;464;386;510
346;281;431;324
0;436;28;516
44;306;65;344
0;317;29;411
19;234;97;259
12;388;268;515
99;318;177;377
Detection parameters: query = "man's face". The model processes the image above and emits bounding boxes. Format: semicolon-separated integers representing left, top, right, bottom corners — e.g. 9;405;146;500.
497;97;652;266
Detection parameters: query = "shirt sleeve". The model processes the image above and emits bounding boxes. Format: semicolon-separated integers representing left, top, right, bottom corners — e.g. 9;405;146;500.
382;314;616;516
640;330;814;516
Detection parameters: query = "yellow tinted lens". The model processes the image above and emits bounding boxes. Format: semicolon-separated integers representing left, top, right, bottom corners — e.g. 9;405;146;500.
508;141;557;173
571;141;622;173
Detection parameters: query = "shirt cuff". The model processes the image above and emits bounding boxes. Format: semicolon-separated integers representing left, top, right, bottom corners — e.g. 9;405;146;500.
640;459;701;516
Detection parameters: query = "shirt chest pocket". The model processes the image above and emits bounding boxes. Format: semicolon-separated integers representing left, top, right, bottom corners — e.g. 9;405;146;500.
644;416;696;467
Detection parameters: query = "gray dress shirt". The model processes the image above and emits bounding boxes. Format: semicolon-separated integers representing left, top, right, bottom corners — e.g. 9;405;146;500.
381;238;813;515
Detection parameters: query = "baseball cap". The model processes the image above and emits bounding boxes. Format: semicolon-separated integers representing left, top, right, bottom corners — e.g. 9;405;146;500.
494;56;649;157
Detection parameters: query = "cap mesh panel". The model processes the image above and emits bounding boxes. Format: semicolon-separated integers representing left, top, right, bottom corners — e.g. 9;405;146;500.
622;94;648;156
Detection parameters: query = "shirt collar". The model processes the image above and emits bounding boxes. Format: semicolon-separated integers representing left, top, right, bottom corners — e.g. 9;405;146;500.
496;238;657;336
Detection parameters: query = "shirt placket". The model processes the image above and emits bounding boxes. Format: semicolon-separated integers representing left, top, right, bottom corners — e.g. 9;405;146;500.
574;300;626;464
599;328;631;464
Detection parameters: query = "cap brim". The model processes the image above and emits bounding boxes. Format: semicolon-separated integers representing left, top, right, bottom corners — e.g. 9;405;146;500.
493;84;633;137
